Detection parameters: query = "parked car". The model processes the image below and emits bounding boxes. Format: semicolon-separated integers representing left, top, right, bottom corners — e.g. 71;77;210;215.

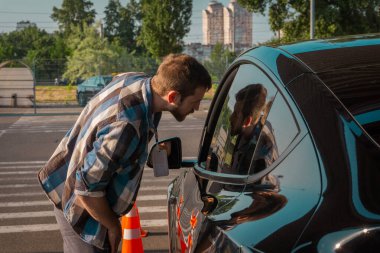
149;34;380;252
76;75;112;106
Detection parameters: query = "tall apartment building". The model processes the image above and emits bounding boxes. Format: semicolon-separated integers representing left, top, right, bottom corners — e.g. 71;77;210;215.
202;0;252;49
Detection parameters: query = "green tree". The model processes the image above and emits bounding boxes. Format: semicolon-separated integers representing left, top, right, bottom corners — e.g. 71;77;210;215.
51;0;96;36
104;0;122;41
238;0;380;42
139;0;192;61
204;43;236;83
0;26;45;61
104;0;143;52
63;23;118;83
0;26;67;83
110;42;158;75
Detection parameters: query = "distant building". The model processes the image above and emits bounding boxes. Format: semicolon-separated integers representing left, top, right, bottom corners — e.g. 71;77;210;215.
202;1;224;45
185;0;253;61
223;0;252;49
202;0;252;50
16;21;36;31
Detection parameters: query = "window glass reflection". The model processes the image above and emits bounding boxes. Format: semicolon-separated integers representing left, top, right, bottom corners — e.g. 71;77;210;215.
249;94;298;175
205;64;277;175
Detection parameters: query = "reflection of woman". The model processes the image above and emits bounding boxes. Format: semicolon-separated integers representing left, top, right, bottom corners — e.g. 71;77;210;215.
228;84;268;175
250;121;279;174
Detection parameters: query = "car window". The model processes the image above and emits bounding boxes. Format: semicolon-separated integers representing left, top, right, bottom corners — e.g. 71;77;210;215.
104;76;112;85
203;64;277;175
248;93;299;175
94;76;101;86
85;77;96;86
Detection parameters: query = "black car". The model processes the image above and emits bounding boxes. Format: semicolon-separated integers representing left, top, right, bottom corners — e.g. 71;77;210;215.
149;34;380;252
76;75;112;106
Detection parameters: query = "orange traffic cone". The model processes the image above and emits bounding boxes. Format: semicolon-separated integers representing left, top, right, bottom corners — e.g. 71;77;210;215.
121;204;144;253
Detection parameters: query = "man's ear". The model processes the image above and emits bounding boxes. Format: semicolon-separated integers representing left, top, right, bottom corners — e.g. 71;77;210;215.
167;90;181;105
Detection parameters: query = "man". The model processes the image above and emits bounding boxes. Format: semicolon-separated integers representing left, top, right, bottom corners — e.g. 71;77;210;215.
37;54;211;253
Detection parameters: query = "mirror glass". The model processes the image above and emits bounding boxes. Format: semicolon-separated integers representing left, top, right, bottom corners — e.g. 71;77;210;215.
147;137;182;169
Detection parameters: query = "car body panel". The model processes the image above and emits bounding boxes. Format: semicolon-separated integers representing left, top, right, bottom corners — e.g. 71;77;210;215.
167;34;380;252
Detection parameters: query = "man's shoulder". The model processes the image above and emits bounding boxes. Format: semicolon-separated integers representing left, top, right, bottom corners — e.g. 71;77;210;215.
114;72;149;84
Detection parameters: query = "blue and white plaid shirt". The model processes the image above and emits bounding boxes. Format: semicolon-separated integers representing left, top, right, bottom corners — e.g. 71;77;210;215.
38;73;159;249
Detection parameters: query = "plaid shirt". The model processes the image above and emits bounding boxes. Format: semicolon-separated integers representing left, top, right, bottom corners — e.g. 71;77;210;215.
38;73;159;249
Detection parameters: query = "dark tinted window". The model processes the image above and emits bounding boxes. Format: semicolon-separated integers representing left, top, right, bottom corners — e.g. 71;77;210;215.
104;76;113;85
317;64;380;145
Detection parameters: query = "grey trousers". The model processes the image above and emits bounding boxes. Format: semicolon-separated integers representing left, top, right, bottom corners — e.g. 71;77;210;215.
54;207;109;253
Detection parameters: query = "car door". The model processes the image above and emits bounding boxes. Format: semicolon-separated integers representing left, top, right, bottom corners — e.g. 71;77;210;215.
228;88;322;252
169;63;274;252
170;61;322;252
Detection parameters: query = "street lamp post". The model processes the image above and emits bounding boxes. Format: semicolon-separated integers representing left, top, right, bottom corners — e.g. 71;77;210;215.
310;0;315;39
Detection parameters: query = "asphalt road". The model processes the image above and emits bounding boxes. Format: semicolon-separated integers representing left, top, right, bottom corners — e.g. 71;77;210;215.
0;107;208;253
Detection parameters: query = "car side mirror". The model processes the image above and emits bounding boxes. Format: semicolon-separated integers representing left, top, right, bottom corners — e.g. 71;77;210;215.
147;137;182;169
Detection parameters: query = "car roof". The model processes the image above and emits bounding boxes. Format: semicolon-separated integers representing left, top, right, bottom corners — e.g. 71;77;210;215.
278;35;380;116
241;34;380;146
277;34;380;73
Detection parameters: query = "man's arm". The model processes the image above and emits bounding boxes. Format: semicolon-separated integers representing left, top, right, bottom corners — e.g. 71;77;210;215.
76;196;121;253
75;121;139;252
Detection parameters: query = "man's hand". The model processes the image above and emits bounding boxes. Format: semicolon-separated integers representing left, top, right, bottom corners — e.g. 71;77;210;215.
158;141;172;156
76;195;122;252
107;220;122;253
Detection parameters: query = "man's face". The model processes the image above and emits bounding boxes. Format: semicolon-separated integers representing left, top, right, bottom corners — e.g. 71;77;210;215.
170;86;207;122
229;101;245;136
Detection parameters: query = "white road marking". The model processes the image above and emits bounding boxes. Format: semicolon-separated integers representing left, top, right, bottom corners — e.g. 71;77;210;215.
0;161;46;165
0;192;44;198
0;184;171;191
137;195;166;201
140;219;167;228
0;200;51;207
140;186;171;191
0;206;167;219
137;206;167;213
0;184;40;189
0;165;42;169
0;211;54;219
0;130;6;138
0;191;166;199
0;219;167;233
0;177;173;184
6;130;68;133
0;195;167;207
0;177;38;181
0;224;60;233
0;171;37;175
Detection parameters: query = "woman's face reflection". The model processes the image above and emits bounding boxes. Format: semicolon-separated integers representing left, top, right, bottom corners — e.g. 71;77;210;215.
229;101;245;136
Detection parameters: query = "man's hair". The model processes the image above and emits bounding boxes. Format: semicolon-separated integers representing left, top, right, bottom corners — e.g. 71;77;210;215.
235;83;267;121
152;54;212;99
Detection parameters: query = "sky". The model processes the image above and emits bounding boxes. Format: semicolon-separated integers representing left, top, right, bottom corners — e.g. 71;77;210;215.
0;0;274;44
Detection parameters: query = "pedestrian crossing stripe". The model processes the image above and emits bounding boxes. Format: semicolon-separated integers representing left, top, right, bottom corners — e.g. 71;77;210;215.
0;219;168;233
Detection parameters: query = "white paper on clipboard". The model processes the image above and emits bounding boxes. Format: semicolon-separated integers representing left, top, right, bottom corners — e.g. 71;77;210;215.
151;145;169;177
